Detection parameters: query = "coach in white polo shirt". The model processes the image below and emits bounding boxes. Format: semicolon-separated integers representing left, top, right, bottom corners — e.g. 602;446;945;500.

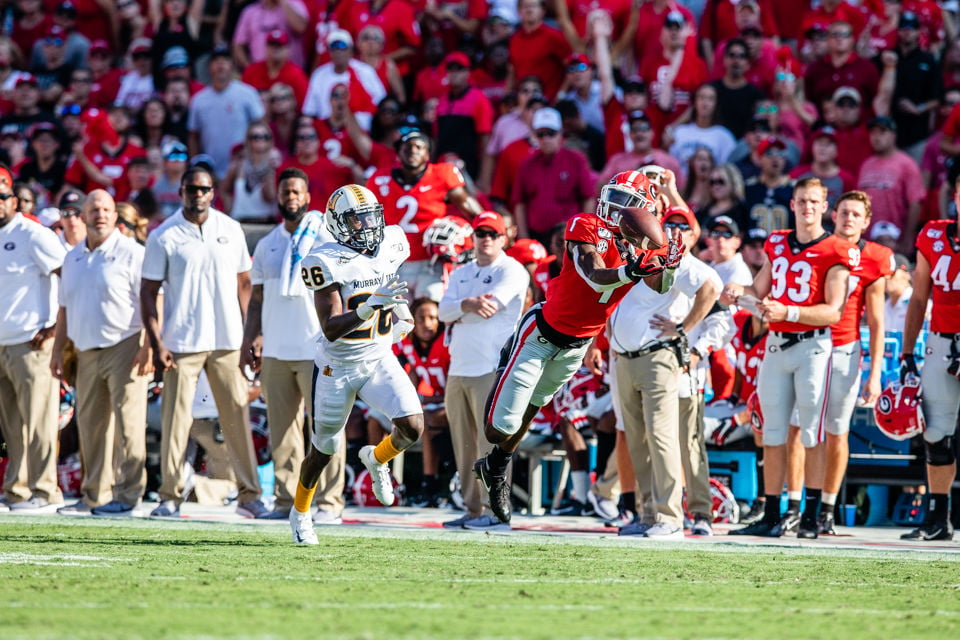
241;167;347;523
438;211;529;531
52;190;152;516
0;166;66;513
141;165;266;519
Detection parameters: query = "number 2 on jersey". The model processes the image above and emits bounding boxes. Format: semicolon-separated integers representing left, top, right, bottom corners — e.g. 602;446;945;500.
770;257;813;303
343;293;393;340
395;195;420;233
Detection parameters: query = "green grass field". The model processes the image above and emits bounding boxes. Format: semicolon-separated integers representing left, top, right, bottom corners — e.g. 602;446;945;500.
1;517;959;639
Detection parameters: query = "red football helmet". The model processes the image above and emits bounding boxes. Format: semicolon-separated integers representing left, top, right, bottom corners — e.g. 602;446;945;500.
352;468;401;507
874;379;925;441
422;216;475;264
597;171;658;230
747;391;763;436
506;238;548;266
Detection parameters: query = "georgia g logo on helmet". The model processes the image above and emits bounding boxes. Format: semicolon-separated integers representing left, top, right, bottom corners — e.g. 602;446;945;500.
326;184;385;252
876;394;892;415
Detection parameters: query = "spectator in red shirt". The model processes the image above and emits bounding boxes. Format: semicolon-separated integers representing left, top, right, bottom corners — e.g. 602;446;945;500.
700;0;779;72
413;36;450;106
790;126;856;211
434;51;495;180
478;77;544;192
640;11;708;134
12;0;52;62
805;20;880;116
280;122;359;207
64;108;147;196
356;25;406;105
87;39;122;108
633;0;696;71
340;0;422;76
510;107;594;244
488;94;547;205
422;0;489;52
508;0;572;101
830;86;873;178
240;30;309;109
799;0;867;46
596;109;683;192
595;16;648;159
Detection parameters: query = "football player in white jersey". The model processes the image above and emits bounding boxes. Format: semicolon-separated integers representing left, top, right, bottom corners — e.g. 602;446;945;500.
288;184;424;545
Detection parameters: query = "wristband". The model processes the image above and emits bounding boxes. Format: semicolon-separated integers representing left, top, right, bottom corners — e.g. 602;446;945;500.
676;324;686;338
786;306;800;323
616;264;631;285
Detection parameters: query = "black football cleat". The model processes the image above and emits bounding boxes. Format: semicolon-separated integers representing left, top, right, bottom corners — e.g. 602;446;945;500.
900;520;955;541
797;517;819;539
817;511;837;535
729;520;782;537
770;510;801;537
474;457;511;523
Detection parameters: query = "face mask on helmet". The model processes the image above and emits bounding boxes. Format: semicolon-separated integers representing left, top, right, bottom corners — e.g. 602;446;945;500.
597;184;655;228
326;184;385;252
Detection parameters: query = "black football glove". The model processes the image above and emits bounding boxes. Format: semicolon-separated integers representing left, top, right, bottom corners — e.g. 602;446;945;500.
625;254;666;282
899;353;919;384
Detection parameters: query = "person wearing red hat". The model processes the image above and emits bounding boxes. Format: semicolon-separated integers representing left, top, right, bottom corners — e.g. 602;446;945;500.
438;210;529;531
508;0;572;101
743;136;793;234
434;51;494;180
241;29;309;108
632;0;696;71
0;74;56;139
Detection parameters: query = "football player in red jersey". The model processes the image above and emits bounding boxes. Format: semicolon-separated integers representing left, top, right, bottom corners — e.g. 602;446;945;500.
473;170;684;524
899;172;960;541
367;128;483;301
721;178;859;537
797;191;893;536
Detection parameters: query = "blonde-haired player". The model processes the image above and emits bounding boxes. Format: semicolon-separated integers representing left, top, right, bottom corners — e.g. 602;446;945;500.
289;184;424;545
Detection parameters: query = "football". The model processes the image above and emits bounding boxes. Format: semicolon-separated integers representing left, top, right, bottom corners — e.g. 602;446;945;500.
618;206;666;250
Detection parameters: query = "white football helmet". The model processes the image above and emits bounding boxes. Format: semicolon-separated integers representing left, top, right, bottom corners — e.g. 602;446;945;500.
326;184;385;252
637;164;666;187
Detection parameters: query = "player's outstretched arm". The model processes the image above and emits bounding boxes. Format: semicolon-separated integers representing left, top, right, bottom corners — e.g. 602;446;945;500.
571;240;663;291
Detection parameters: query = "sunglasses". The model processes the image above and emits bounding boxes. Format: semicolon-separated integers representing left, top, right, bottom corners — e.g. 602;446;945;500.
775;72;796;82
166;153;188;161
764;149;788;158
756;105;778;115
836;98;859;108
474;229;501;239
248;133;271;141
710;229;735;239
71;76;92;84
269;95;293;103
184;185;213;195
45;37;64;47
709;178;727;186
296;134;318;141
664;221;691;231
568;62;589;72
726;51;748;59
630;123;652;132
329;41;349;50
535;130;559;138
0;193;16;201
829;31;853;38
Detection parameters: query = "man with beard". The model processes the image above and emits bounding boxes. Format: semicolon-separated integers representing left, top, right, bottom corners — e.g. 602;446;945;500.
241;168;347;523
141;165;268;518
162;78;191;144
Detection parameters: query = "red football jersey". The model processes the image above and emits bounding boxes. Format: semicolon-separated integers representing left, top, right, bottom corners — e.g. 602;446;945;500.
367;162;466;262
540;213;633;339
764;230;859;333
916;220;960;333
393;335;450;397
730;310;767;401
831;239;894;346
314;119;362;165
64;140;147;196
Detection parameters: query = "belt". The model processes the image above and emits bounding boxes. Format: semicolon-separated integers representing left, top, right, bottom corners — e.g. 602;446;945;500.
616;339;679;360
770;327;827;351
935;332;960;340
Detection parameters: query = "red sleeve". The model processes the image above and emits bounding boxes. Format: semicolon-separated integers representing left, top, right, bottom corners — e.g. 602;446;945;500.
760;0;779;37
876;245;895;279
475;93;495;135
64;159;86;190
915;222;937;262
467;0;488;20
564;214;597;243
942;104;960;138
439;162;466;191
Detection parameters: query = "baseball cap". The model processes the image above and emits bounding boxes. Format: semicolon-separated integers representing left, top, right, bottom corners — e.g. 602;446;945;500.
623;75;646;94
45;25;66;41
0;124;19;138
832;86;862;105
59;189;85;213
707;215;740;235
163;140;189;161
129;37;152;55
15;73;38;88
473;211;507;236
567;53;591;71
892;253;913;272
161;46;189;70
56;0;77;17
757;136;787;156
812;126;838;142
627;109;650;124
748;116;772;133
531;107;562;132
27;122;58;140
266;29;289;46
395;127;431;150
870;220;901;241
740;24;763;37
37;207;60;227
444;51;470;69
868;115;897;131
488;7;517;25
806;22;828;38
209;44;232;61
899;10;921;30
746;227;768;244
90;39;111;55
664;10;686;28
189;153;217;172
327;29;353;48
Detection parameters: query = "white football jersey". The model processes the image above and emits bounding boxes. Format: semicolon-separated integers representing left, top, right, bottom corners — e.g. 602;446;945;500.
300;225;410;362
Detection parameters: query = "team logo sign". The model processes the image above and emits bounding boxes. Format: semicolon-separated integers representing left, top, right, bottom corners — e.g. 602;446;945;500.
876;394;892;415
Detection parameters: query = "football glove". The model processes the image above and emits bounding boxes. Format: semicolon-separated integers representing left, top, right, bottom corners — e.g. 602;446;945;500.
357;277;408;320
899;353;919;384
625;253;666;282
663;233;685;269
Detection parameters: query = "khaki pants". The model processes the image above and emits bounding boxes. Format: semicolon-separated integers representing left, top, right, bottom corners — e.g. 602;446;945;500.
615;349;683;527
75;333;149;506
0;339;62;503
446;372;497;518
159;350;260;504
261;357;344;514
679;391;711;517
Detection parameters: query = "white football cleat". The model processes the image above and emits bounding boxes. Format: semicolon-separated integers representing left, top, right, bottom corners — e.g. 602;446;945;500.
359;445;395;506
289;509;318;545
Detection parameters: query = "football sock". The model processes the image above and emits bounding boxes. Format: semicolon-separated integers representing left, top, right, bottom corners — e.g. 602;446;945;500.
821;492;838;511
293;480;317;514
787;498;801;514
620;491;636;514
487;445;512;474
929;493;950;522
763;494;781;523
802;488;822;521
595;430;616;476
755;448;765;494
421;474;439;495
571;470;589;504
373;434;403;464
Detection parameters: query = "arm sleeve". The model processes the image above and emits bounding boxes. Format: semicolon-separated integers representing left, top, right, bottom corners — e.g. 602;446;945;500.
250;241;265;286
437;265;466;322
487;259;531;309
31;227;67;276
141;233;168;282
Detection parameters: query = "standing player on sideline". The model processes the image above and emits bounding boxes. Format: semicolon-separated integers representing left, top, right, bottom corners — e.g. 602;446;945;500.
474;170;683;524
367;128;483;301
288;184;424;545
809;191;891;535
722;178;858;537
899;178;960;541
